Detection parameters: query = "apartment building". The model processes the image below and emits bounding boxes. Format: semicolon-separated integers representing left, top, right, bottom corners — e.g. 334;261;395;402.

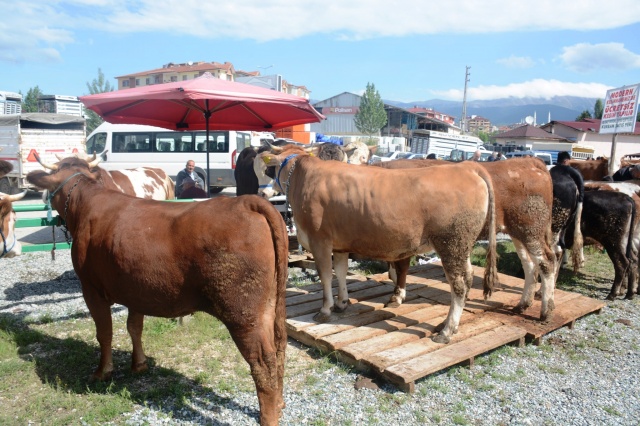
466;115;491;133
115;61;311;99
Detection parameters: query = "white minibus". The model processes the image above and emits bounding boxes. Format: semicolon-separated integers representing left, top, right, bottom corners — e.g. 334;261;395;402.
85;122;265;193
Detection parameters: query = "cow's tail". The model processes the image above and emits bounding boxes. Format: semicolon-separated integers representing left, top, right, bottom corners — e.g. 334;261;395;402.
570;201;584;272
625;196;637;263
478;167;498;299
253;197;289;393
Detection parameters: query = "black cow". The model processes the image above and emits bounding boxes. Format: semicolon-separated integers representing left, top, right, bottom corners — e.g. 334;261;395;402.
235;146;270;196
564;190;638;300
550;163;585;271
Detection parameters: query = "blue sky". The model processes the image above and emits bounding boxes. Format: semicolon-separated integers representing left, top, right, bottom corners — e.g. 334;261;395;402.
2;0;640;103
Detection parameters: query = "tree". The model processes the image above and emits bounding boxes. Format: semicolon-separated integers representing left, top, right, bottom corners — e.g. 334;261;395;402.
594;99;604;119
354;82;387;143
576;109;592;121
85;68;114;134
21;86;43;112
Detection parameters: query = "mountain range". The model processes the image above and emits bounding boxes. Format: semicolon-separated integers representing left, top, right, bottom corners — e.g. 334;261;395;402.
383;96;599;126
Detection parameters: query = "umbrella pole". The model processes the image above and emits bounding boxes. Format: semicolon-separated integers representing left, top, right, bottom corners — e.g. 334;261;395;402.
205;102;211;197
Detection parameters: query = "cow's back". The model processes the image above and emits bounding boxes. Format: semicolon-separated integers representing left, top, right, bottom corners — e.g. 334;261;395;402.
99;167;174;200
567;158;608;181
291;157;490;260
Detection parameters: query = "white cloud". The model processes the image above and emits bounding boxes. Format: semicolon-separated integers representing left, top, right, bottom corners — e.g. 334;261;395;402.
561;42;640;72
433;79;613;100
5;0;640;55
496;55;536;69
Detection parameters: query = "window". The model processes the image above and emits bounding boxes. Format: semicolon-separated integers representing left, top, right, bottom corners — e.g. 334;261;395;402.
170;76;177;82
86;132;107;154
113;133;151;152
154;76;162;84
135;79;140;86
182;75;187;81
236;132;250;151
145;78;150;85
122;81;130;87
194;132;227;152
155;133;194;152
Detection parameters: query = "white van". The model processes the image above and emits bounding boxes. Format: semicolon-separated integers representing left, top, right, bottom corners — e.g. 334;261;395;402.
504;150;552;166
85;123;255;193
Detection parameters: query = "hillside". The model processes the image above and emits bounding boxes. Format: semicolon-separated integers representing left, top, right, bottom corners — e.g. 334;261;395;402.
384;96;598;125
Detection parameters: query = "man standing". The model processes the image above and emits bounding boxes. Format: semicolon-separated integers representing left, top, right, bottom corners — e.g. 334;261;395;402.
176;160;205;197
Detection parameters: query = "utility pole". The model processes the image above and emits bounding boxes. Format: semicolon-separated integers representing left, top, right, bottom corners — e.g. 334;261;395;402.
461;66;470;134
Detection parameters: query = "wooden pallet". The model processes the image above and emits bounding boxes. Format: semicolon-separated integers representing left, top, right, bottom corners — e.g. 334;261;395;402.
285;262;605;392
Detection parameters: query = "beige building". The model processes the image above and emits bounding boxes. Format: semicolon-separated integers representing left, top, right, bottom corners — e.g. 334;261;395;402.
115;61;311;99
467;115;491;134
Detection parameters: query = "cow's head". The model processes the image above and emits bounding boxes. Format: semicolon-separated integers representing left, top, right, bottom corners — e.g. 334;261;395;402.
28;153;102;209
0;190;27;259
630;164;640;179
343;142;375;165
257;144;311;197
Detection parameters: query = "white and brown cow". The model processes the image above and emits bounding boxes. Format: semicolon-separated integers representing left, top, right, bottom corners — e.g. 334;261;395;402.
377;157;558;322
55;153;174;200
0;160;27;258
259;145;498;344
27;155;288;426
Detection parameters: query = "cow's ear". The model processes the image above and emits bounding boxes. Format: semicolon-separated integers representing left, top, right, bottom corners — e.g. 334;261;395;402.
26;170;54;190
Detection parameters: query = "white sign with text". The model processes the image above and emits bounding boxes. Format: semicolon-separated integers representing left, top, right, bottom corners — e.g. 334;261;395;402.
600;84;640;134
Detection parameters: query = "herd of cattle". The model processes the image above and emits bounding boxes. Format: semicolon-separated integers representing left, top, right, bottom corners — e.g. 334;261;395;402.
0;144;639;425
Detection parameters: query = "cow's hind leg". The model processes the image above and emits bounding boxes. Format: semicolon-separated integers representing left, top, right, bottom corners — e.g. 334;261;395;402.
226;317;282;426
605;246;630;300
126;311;148;373
332;252;350;312
432;259;471;344
386;257;410;308
82;285;114;381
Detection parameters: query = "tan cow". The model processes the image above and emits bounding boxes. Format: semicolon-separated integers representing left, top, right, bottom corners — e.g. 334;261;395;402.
28;155;289;426
259;145;498;344
377;157;557;322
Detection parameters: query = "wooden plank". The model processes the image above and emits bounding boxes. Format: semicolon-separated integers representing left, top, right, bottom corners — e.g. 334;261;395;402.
366;314;503;373
286;279;382;307
383;325;527;385
337;303;450;359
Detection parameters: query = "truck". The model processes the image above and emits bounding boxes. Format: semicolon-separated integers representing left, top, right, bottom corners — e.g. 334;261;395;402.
410;129;483;159
37;95;84;117
0;113;86;194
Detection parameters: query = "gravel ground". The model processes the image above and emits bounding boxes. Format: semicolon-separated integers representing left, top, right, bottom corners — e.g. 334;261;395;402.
1;250;639;425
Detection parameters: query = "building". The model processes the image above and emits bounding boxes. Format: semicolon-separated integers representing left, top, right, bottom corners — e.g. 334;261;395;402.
311;92;464;153
466;115;491;134
540;118;640;167
115;61;311;99
0;91;22;115
494;124;567;149
406;107;455;125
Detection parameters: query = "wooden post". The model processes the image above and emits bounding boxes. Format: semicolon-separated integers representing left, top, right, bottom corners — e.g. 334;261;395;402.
609;133;618;176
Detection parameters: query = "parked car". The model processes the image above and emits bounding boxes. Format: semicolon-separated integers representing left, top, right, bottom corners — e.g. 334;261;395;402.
504;150;552;166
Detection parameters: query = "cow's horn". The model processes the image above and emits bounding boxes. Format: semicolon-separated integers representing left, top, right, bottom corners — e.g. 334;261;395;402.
265;140;283;153
0;190;27;202
87;155;102;168
34;152;59;171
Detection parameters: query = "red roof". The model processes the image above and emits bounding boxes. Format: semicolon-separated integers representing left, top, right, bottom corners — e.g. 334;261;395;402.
496;124;565;140
116;61;235;79
548;118;640;135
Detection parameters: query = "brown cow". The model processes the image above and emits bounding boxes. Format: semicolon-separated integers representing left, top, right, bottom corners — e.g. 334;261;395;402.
27;156;289;426
566;158;609;181
259;145;498;344
377;158;557;322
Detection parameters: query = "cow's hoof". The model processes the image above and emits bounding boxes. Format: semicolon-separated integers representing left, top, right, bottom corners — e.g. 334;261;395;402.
90;370;113;382
313;312;332;323
385;300;401;308
132;361;149;374
606;293;616;301
540;312;553;323
624;293;634;300
333;300;350;313
512;305;526;315
432;333;450;344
